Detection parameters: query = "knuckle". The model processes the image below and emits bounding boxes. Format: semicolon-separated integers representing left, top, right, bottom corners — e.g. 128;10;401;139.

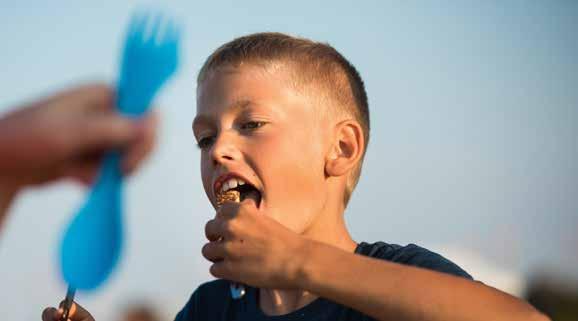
82;83;114;107
209;263;221;277
222;220;234;234
87;83;110;94
41;307;54;320
201;243;210;257
223;219;241;236
204;220;215;235
224;243;240;260
221;202;239;215
85;83;113;99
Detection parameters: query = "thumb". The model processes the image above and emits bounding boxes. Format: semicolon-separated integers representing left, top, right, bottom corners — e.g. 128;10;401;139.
59;301;93;321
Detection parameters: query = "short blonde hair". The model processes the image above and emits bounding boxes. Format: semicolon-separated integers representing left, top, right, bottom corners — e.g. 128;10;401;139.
198;32;370;205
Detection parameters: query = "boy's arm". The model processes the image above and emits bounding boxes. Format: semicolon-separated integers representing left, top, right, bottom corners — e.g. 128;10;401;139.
296;240;549;321
204;202;550;321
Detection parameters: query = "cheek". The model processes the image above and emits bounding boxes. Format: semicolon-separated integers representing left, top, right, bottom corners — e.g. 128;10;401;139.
257;131;323;186
200;154;212;197
255;131;326;231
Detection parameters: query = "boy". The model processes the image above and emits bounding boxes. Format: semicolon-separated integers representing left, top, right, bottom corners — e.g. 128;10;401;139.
43;33;547;321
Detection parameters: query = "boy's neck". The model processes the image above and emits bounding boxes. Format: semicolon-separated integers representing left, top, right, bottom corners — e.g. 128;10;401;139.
301;195;357;252
259;288;318;316
259;203;357;316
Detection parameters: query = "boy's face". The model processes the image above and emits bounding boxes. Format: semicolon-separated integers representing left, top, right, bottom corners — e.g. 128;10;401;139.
193;64;332;233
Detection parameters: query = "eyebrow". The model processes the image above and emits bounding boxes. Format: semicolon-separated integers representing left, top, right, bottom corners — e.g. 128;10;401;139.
192;99;253;130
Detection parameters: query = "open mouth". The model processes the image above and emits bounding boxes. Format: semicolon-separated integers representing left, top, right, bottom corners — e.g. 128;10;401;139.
215;177;262;208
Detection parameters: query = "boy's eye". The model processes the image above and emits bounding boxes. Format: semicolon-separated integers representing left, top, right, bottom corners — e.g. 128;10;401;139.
196;136;215;149
240;121;266;130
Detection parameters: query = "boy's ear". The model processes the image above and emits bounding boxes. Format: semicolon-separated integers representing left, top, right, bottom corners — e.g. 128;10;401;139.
325;120;365;177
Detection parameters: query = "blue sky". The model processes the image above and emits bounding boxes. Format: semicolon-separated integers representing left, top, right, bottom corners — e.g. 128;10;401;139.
1;1;577;319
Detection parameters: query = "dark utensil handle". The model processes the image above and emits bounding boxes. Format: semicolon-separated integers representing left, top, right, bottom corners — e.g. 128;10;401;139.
60;286;76;321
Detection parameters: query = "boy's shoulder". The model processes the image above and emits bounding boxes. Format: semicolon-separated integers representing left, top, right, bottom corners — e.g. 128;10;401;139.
174;279;231;321
356;241;473;280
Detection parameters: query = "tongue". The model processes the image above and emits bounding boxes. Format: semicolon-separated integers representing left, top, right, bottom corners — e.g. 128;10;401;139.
243;189;261;208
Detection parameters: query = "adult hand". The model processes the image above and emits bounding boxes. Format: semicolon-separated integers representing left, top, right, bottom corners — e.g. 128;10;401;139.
42;301;95;321
0;83;158;189
0;83;158;226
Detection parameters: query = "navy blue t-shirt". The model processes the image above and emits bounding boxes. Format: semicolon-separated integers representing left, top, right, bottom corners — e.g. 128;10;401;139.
174;242;472;321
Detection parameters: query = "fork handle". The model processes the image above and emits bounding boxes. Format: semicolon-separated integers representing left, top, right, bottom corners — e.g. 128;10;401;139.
59;286;76;321
117;81;157;117
94;151;123;193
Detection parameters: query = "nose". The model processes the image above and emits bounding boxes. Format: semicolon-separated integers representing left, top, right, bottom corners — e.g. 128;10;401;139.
210;130;241;167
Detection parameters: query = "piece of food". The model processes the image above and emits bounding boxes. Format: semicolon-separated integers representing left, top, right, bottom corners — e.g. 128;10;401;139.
216;190;241;207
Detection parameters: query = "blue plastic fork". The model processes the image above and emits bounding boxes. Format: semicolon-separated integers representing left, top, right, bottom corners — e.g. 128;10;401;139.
59;12;180;292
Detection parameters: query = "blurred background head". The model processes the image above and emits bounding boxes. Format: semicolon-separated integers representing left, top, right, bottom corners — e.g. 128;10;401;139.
0;1;576;320
118;302;161;321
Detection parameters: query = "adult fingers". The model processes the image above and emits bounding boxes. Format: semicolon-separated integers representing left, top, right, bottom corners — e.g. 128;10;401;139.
121;111;159;175
46;83;115;113
71;113;139;153
63;152;101;186
59;301;92;321
41;307;60;321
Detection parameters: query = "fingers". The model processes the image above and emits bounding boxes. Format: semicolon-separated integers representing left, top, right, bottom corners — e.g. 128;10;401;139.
209;260;235;280
41;307;60;321
64;160;100;186
206;200;258;242
56;300;92;321
62;111;157;185
45;83;115;113
205;206;240;241
205;218;224;242
68;302;84;320
73;113;139;152
121;111;159;175
60;300;78;320
41;302;89;321
203;200;257;265
64;111;158;183
52;83;142;153
216;201;240;220
202;241;227;262
72;84;115;111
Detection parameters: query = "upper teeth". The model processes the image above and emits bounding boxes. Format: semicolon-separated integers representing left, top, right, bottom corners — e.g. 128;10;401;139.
220;178;245;193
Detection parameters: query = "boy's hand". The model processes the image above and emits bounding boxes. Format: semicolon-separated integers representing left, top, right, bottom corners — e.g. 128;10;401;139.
42;301;94;321
202;199;309;289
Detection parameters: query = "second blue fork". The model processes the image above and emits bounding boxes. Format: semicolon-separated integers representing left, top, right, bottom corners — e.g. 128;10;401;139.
59;11;180;291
